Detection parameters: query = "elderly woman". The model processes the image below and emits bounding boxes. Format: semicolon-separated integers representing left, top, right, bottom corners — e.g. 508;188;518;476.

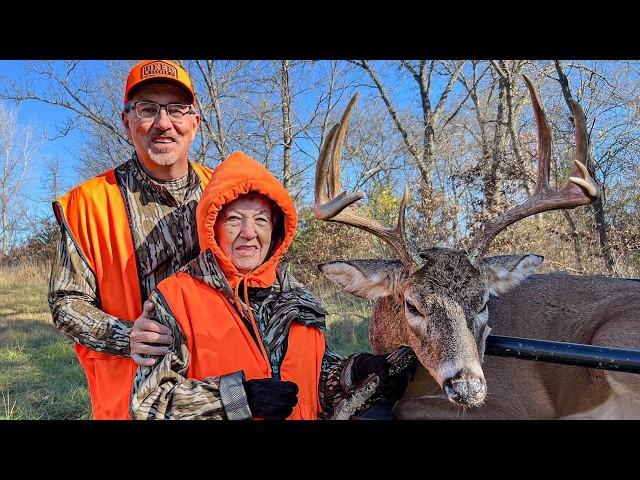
130;151;408;420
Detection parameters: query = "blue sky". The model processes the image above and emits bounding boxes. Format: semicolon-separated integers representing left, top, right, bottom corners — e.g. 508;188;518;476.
0;59;450;179
3;59;631;237
0;60;84;191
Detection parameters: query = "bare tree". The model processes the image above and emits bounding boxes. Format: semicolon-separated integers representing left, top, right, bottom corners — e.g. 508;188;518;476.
1;60;133;179
0;103;40;256
189;60;232;163
12;155;68;262
350;60;466;190
184;60;266;167
239;60;363;202
280;60;293;189
1;59;638;282
554;60;616;273
37;155;67;216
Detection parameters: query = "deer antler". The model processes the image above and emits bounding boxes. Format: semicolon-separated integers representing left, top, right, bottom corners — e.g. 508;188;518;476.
314;93;420;270
467;75;598;262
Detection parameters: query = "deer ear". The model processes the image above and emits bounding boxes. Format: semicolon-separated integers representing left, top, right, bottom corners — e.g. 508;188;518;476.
483;254;544;296
318;259;404;300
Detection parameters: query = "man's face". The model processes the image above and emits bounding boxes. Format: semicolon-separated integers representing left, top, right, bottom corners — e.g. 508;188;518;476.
122;83;200;178
214;194;275;274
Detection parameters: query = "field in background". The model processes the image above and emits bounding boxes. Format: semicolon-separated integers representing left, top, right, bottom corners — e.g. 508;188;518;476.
0;263;90;419
312;281;373;356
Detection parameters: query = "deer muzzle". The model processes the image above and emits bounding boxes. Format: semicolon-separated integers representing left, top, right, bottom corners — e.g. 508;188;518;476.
443;371;487;407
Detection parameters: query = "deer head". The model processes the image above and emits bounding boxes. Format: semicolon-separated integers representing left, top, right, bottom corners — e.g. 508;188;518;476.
315;78;598;407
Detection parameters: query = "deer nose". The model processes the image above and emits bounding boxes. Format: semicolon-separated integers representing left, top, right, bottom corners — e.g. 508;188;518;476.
443;371;486;407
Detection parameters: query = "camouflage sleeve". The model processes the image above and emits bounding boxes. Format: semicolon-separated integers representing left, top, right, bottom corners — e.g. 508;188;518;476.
48;226;133;356
318;347;361;414
130;289;252;420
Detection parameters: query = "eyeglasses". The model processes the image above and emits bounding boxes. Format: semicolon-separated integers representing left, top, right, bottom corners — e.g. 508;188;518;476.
124;101;196;121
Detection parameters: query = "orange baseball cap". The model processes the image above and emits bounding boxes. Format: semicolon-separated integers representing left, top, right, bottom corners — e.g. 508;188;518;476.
124;60;196;105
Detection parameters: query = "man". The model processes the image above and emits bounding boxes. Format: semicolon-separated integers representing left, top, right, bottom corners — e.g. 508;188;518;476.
49;60;212;419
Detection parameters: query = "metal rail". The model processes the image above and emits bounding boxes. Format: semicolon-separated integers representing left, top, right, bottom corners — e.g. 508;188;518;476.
343;337;640;420
485;335;640;374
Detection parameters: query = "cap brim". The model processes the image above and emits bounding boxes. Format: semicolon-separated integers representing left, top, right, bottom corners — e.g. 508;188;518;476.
127;78;195;104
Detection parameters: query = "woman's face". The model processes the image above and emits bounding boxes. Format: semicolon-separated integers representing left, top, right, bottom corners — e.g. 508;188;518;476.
214;194;274;274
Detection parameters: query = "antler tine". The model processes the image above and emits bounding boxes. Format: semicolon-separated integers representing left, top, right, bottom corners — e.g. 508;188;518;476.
314;112;364;220
328;92;359;198
314;122;341;208
313;94;420;270
467;75;599;262
523;75;552;194
397;185;410;238
566;98;598;198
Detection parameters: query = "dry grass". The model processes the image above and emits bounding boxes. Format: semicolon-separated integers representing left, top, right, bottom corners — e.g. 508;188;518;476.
0;262;90;420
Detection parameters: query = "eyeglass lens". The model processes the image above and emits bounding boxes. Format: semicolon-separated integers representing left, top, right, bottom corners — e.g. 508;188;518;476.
135;102;192;120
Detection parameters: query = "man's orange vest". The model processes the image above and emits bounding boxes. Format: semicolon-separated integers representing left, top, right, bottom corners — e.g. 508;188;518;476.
155;271;325;420
53;162;213;420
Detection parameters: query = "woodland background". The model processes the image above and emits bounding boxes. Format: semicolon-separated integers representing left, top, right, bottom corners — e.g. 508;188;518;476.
0;60;638;418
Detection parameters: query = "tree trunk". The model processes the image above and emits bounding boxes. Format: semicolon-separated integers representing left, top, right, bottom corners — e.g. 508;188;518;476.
504;62;531;196
561;210;583;273
194;60;229;162
592;185;614;272
485;68;507;213
418;64;435;188
1;193;7;256
554;60;614;273
280;60;293;189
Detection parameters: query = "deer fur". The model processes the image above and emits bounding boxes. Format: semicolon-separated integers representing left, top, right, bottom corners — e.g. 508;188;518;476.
394;270;640;419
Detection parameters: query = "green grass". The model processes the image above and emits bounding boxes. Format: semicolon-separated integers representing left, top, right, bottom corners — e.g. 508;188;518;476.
0;267;91;419
318;282;374;356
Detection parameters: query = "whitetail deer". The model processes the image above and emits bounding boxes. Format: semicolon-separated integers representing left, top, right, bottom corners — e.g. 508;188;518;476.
315;77;640;419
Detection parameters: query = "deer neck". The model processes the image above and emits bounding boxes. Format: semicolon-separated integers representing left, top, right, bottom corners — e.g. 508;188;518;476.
370;296;412;354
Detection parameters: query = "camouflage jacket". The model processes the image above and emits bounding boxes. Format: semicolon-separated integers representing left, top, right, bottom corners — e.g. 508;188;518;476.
48;154;205;355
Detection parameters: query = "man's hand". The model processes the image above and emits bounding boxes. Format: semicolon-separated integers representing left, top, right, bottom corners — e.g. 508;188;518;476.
130;301;174;367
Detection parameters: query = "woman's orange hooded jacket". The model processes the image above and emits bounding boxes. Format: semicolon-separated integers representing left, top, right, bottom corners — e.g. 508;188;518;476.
153;151;325;419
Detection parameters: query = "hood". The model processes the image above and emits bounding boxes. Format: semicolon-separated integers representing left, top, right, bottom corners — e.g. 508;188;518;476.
196;151;297;290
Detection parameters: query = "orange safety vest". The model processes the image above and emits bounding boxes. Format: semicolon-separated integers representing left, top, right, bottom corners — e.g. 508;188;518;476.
155;271;325;420
53;162;213;420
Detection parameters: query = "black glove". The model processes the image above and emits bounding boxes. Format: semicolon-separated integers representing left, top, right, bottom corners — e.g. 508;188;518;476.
351;353;415;404
243;378;299;420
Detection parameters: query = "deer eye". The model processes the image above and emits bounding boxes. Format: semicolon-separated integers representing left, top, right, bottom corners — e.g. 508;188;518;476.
405;301;421;316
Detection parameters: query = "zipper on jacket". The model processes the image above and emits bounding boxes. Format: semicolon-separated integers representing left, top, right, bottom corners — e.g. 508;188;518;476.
271;335;290;381
233;280;270;371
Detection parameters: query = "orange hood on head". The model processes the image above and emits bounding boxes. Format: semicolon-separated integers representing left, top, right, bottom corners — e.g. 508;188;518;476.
196;151;297;290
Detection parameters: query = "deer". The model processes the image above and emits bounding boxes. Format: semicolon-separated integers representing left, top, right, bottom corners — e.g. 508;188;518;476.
314;77;640;419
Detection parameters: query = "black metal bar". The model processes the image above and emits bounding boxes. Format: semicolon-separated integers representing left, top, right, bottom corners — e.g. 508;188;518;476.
485;335;640;374
352;337;640;419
